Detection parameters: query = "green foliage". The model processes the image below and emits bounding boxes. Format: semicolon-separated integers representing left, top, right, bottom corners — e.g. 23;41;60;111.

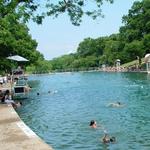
45;0;114;26
77;37;105;57
118;0;150;62
121;40;144;62
1;0;150;73
0;0;114;73
50;54;75;70
48;0;150;71
143;34;150;53
0;0;114;26
26;60;52;74
0;12;44;72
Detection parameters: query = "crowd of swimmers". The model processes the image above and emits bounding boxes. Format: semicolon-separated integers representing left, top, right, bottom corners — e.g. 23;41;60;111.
0;89;22;109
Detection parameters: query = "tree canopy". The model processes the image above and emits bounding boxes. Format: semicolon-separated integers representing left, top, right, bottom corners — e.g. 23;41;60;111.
2;0;150;73
0;0;114;26
45;0;150;72
0;12;44;73
0;0;115;73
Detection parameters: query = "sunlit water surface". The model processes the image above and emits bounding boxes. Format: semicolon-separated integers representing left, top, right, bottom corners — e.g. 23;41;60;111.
17;72;150;150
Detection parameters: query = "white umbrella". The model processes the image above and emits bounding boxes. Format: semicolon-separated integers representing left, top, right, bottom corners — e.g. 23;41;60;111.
7;55;29;62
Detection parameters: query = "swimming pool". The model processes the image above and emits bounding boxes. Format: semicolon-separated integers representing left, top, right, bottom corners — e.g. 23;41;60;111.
17;72;150;150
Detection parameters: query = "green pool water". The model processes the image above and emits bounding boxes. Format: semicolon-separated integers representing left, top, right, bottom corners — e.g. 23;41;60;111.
17;72;150;150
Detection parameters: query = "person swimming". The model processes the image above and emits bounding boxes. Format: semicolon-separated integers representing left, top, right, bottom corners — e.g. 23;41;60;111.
107;101;124;108
89;120;97;128
102;131;116;143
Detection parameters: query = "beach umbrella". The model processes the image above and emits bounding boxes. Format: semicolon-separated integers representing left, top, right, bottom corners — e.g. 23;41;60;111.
6;55;29;92
7;55;29;62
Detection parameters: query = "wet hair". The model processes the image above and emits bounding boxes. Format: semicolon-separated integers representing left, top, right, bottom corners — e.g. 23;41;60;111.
110;137;116;142
90;120;95;126
37;92;40;95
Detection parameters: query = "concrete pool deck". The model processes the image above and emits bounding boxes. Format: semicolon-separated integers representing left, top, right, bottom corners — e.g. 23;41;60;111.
0;104;53;150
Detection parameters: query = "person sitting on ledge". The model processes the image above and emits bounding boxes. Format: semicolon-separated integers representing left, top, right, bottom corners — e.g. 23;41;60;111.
1;90;12;103
1;90;22;108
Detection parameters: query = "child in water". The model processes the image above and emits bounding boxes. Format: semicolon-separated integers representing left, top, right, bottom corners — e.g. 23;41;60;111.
102;130;116;143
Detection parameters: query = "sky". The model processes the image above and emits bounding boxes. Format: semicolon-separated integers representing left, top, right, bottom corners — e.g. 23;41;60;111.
28;0;138;60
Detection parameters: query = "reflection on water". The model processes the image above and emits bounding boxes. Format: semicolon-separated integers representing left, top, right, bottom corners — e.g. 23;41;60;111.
17;72;150;150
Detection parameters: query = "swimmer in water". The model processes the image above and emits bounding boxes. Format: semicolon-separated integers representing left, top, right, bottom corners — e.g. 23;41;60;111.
107;101;125;108
89;120;97;128
101;130;116;143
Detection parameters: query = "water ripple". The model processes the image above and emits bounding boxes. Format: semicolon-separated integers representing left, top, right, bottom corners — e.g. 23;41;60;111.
17;72;150;150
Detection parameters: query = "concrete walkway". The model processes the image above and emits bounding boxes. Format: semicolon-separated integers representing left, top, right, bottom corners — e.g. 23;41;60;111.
0;104;53;150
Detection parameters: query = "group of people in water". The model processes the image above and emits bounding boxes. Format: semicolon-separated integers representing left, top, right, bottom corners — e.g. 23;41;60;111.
89;101;125;144
89;120;116;144
0;89;22;109
37;90;58;96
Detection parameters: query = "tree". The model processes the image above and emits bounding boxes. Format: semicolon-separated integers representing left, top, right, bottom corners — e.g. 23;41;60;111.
103;40;120;65
0;12;44;71
121;40;144;63
0;0;114;26
47;0;150;71
77;38;96;57
77;37;105;57
143;34;150;54
119;0;150;63
0;0;115;72
120;0;150;42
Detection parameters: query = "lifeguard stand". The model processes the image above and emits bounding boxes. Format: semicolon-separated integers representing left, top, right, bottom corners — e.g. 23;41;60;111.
116;59;121;71
145;54;150;73
102;64;106;71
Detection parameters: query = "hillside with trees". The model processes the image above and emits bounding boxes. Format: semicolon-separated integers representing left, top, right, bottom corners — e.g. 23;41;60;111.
1;0;150;74
47;0;150;72
0;0;114;74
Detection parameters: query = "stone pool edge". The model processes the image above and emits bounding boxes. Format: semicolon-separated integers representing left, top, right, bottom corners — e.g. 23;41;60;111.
0;104;53;150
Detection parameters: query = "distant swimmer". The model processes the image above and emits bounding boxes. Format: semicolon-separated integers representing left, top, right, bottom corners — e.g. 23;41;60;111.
48;90;58;94
107;101;125;108
16;101;22;108
101;130;116;144
89;120;97;128
48;91;51;93
53;90;58;94
37;92;40;95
